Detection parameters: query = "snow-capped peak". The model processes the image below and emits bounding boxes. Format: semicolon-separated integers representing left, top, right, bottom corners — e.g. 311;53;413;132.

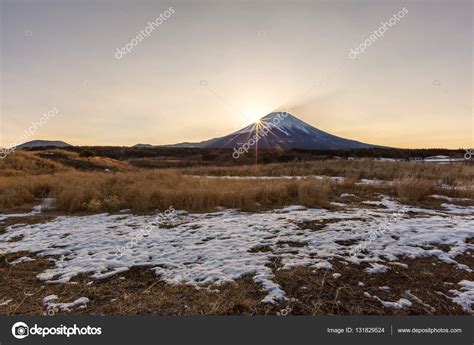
260;112;313;134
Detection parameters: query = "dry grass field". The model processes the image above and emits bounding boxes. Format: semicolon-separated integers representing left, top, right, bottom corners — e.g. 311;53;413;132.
0;150;473;214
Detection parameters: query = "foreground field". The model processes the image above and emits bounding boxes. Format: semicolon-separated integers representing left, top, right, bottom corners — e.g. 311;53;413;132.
0;150;473;315
0;195;473;315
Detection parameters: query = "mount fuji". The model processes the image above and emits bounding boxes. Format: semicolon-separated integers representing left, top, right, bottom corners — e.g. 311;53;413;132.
169;112;379;150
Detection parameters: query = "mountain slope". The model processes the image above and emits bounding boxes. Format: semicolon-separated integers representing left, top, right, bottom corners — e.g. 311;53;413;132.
169;112;379;150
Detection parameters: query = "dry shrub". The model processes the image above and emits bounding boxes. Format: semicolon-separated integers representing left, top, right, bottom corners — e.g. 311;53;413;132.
54;185;98;213
395;177;436;204
0;175;56;209
285;180;299;198
297;178;331;208
339;175;358;192
0;187;35;209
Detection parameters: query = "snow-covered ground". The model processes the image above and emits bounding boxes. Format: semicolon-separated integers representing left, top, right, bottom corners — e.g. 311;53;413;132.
187;175;345;182
0;197;473;309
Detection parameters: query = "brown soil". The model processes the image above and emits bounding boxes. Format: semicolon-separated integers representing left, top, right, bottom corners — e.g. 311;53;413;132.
0;213;58;235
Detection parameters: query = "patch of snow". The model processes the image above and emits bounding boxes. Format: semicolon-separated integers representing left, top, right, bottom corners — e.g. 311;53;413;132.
330;202;347;207
449;280;474;313
430;195;471;202
0;211;40;222
188;175;305;180
314;261;333;270
44;296;89;312
332;273;341;279
356;179;388;186
403;290;435;312
313;176;345;182
357;282;364;287
32;198;56;212
276;205;307;213
11;256;35;265
362;200;384;206
440;184;473;191
188;175;345;182
377;158;399;162
441;203;474;215
374;296;412;309
43;295;59;305
365;263;389;274
340;193;355;198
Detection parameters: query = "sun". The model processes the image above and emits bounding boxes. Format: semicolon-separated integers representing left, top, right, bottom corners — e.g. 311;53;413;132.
244;112;261;125
242;107;265;126
238;103;275;127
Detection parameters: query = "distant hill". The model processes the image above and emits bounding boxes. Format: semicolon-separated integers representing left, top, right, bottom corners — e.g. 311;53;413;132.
17;140;72;149
133;144;155;148
168;112;380;150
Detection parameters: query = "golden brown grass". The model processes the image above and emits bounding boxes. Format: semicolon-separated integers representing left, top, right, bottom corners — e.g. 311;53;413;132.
45;149;132;171
1;152;472;213
0;151;69;176
297;178;331;208
0;150;131;177
395;177;436;204
0;171;336;213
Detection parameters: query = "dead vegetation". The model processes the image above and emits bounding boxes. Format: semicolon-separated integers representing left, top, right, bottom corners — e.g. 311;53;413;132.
0;171;336;213
0;151;70;177
182;160;474;185
0;150;472;214
0;150;131;177
273;255;473;315
395;177;436;204
0;251;471;315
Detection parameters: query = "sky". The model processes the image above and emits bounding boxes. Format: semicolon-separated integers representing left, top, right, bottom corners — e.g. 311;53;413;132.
0;0;472;149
